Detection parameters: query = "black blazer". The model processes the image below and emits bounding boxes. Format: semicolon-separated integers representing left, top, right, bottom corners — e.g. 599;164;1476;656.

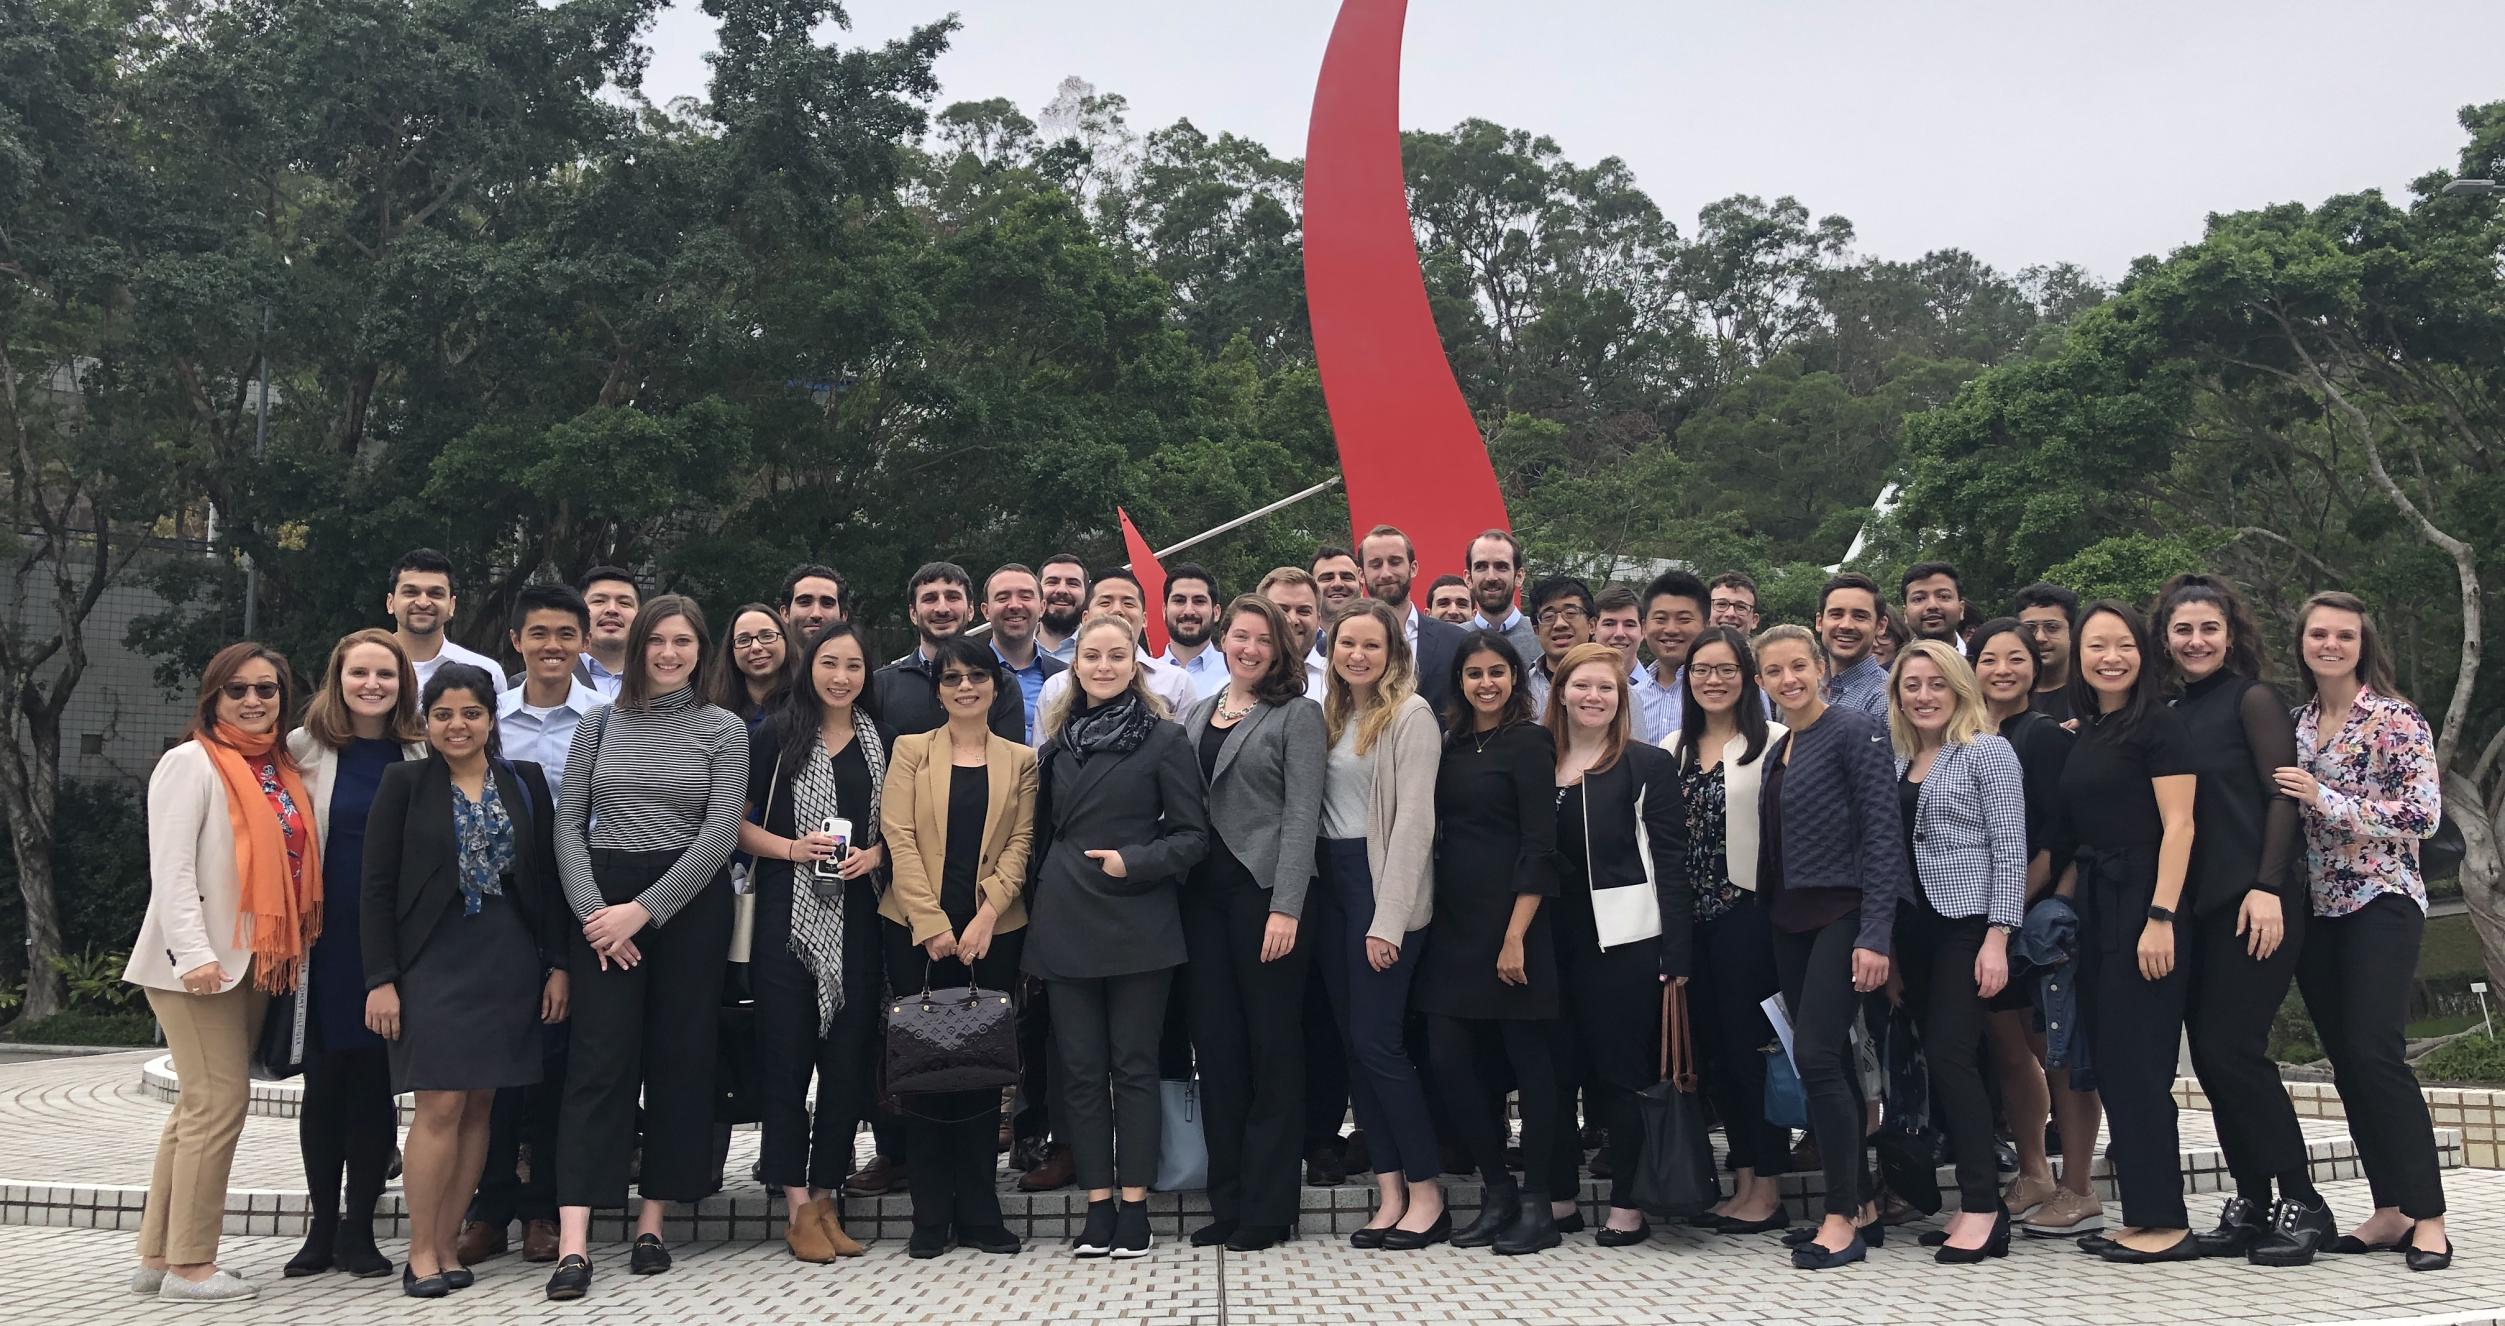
1022;722;1210;983
1413;613;1467;722
361;754;562;989
1571;742;1693;979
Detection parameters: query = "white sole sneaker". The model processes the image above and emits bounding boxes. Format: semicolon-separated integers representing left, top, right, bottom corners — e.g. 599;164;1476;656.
1109;1237;1154;1260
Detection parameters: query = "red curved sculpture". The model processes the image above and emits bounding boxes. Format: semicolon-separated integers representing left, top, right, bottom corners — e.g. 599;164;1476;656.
1303;0;1511;583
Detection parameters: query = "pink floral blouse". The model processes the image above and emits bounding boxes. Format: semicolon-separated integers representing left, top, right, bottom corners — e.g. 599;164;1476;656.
2291;686;2441;918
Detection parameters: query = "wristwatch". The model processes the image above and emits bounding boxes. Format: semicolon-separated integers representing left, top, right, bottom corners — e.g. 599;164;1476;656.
2145;905;2176;923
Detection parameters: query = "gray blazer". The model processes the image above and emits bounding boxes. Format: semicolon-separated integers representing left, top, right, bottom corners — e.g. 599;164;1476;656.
1894;734;2029;930
1023;721;1211;981
1179;693;1327;919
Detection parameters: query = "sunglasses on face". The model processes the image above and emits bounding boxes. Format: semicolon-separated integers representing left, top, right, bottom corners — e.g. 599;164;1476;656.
222;682;282;701
938;670;992;689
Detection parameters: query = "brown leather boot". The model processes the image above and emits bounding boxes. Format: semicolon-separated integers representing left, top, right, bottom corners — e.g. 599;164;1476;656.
807;1197;865;1257
844;1154;905;1197
785;1205;839;1263
1017;1144;1075;1192
455;1221;508;1266
521;1219;560;1263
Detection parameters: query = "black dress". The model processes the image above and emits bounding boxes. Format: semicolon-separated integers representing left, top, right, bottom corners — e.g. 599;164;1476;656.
1414;721;1559;1020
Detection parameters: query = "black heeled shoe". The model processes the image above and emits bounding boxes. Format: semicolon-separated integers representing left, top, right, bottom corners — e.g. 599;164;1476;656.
1791;1231;1867;1270
1381;1210;1451;1251
1452;1185;1520;1249
2099;1231;2201;1263
2194;1197;2271;1259
1492;1202;1560;1255
1595;1220;1652;1248
1934;1208;2011;1264
543;1254;590;1302
2407;1239;2453;1272
1225;1225;1292;1252
1190;1221;1238;1248
2246;1198;2336;1267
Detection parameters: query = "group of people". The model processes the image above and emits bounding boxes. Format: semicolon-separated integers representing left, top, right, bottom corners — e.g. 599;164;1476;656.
122;527;2453;1304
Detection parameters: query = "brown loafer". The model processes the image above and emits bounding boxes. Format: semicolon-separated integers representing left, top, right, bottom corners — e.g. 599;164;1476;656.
455;1221;508;1267
844;1155;905;1197
1017;1145;1075;1192
521;1219;560;1263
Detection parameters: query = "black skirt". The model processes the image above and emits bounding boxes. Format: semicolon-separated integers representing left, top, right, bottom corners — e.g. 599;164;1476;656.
390;885;544;1093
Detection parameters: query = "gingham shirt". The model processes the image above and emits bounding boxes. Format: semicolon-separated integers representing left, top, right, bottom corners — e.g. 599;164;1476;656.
1895;735;2029;930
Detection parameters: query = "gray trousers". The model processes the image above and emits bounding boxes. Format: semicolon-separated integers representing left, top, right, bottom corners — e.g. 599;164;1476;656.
1049;969;1176;1190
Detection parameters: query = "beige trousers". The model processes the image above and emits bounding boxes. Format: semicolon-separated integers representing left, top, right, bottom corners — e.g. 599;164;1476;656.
138;983;267;1264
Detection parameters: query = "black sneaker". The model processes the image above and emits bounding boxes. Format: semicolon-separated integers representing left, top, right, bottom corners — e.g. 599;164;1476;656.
2247;1198;2335;1267
628;1234;671;1275
2194;1197;2269;1258
1110;1200;1153;1259
1073;1199;1116;1258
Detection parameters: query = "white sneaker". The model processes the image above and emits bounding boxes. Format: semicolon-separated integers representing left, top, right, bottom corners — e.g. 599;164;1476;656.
157;1269;256;1302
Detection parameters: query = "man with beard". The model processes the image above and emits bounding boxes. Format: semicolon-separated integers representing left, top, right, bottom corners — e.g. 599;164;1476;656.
1037;553;1089;662
1256;566;1330;702
1636;569;1711;742
1426;575;1475;626
385;548;505;692
574;566;640;698
2012;581;2080;723
1900;561;1969;653
1464;528;1540;663
1523;574;1595;716
1816;571;1891;722
779;563;847;639
870;561;1025;739
1357;524;1463;717
1033;568;1196;718
1707;571;1761;634
1156;562;1228;703
1310;544;1365;620
984;562;1067;742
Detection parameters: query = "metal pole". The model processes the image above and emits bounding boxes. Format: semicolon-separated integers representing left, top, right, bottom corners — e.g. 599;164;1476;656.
241;305;270;638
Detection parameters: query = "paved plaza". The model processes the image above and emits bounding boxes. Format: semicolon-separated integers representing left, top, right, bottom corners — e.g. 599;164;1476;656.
5;1051;2503;1324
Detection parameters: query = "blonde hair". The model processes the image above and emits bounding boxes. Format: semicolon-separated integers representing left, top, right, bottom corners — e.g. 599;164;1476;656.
1543;642;1629;777
1323;599;1415;756
1751;623;1823;673
300;628;425;750
1887;638;1993;757
1039;614;1169;741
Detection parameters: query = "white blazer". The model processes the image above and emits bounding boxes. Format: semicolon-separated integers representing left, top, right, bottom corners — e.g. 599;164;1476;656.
124;742;253;994
1671;722;1787;893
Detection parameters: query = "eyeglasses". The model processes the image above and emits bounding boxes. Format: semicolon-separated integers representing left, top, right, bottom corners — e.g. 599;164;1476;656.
1689;664;1742;682
1535;605;1588;626
221;681;282;701
937;670;992;689
732;630;783;649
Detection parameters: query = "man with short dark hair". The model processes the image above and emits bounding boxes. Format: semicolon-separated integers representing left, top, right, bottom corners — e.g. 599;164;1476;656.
1464;528;1540;661
1817;572;1889;721
985;563;1067;742
1586;584;1674;740
871;561;1024;738
1636;570;1710;742
2013;581;2081;722
779;563;847;640
1257;567;1330;701
1357;524;1464;716
1157;562;1227;703
574;566;640;698
1037;553;1089;662
1524;574;1594;715
1311;545;1364;617
1708;571;1761;633
1900;561;1968;651
1426;574;1474;626
1034;568;1195;720
386;548;504;691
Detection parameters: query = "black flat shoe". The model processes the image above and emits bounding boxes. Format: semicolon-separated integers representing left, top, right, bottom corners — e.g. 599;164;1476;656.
2246;1198;2336;1267
1348;1225;1390;1249
628;1234;671;1275
283;1240;333;1277
1794;1219;1883;1248
963;1224;1022;1255
1714;1212;1786;1236
2325;1232;2403;1254
1452;1187;1520;1249
2195;1197;2271;1259
402;1265;451;1299
1380;1210;1451;1251
1190;1221;1239;1248
1595;1221;1652;1247
907;1228;949;1259
543;1254;590;1301
442;1266;475;1290
1224;1224;1291;1252
1782;1225;1820;1247
1686;1211;1727;1228
1791;1233;1867;1270
1934;1208;2012;1264
2076;1233;2113;1255
2407;1239;2453;1272
1491;1203;1560;1256
1552;1210;1586;1235
2099;1231;2201;1263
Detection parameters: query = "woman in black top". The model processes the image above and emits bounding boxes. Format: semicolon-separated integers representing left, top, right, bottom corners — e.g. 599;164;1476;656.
2153;575;2318;1262
1417;633;1563;1255
2057;602;2199;1263
1750;625;1907;1271
736;623;891;1263
706;604;796;726
1969;619;2099;1237
1543;643;1688;1247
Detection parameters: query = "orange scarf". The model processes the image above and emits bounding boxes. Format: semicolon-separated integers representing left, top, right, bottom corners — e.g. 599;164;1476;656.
201;723;322;992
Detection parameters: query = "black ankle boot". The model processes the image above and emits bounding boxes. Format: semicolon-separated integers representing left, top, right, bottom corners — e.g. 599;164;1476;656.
1452;1184;1519;1249
2194;1197;2270;1258
2246;1197;2336;1267
283;1219;338;1277
1492;1201;1560;1255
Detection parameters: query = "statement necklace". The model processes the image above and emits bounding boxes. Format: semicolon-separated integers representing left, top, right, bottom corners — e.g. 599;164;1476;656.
1215;693;1257;724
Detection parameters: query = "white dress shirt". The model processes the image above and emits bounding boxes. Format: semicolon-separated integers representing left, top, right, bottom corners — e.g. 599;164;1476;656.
411;636;507;692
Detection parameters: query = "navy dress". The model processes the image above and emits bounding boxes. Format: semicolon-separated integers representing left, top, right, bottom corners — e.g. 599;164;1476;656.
311;738;403;1052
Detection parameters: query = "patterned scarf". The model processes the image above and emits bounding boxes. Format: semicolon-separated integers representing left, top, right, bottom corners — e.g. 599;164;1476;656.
201;723;322;993
1058;688;1157;764
786;708;886;1035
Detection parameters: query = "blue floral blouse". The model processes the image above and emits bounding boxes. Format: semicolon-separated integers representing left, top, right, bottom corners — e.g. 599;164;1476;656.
451;776;515;916
2291;686;2441;918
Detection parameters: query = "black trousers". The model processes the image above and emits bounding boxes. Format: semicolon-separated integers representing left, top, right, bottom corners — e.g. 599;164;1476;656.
1014;977;1054;1145
1427;1013;1556;1196
470;1039;566;1226
1049;967;1175;1191
1692;898;1788;1174
883;920;1021;1233
1775;914;1873;1218
1549;919;1661;1207
297;1044;395;1235
1301;964;1352;1150
2188;896;2309;1198
1898;901;1997;1212
752;877;885;1191
1183;868;1311;1227
2297;893;2445;1218
555;850;732;1208
2091;938;2191;1229
1309;839;1440;1183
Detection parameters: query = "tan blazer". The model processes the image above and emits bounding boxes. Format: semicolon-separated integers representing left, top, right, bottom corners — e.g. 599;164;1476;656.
877;731;1039;947
125;741;255;994
286;728;428;848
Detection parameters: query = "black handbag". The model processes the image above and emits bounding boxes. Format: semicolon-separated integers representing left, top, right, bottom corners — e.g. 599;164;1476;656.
1633;982;1720;1219
250;971;314;1082
881;961;1019;1097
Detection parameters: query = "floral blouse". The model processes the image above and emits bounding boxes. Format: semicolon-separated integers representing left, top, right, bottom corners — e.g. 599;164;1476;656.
252;757;310;888
1680;762;1747;922
2291;685;2441;918
450;776;516;916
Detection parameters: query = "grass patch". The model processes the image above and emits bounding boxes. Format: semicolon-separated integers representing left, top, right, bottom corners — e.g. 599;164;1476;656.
2419;913;2488;983
5;1009;157;1046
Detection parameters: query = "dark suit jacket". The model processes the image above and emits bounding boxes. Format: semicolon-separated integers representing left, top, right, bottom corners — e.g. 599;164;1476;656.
873;651;1029;740
1413;612;1467;722
1023;722;1210;982
360;755;561;989
1179;693;1327;918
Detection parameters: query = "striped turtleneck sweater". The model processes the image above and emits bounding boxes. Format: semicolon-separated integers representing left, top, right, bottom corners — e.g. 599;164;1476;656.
555;683;750;926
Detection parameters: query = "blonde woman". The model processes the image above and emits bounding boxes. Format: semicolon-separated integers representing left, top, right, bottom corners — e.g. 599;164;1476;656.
1311;599;1448;1250
1887;640;2027;1262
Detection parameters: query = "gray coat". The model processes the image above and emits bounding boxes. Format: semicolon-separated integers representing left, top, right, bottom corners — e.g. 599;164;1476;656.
1022;721;1211;981
1179;693;1327;919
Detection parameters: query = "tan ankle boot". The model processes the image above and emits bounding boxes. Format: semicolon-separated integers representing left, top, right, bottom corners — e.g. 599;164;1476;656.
785;1205;839;1263
808;1197;865;1257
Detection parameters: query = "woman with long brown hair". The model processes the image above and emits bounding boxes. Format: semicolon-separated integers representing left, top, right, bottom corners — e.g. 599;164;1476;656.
124;643;323;1303
708;603;796;727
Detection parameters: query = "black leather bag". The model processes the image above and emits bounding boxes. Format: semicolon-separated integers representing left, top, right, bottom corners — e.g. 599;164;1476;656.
1633;983;1720;1219
882;964;1019;1097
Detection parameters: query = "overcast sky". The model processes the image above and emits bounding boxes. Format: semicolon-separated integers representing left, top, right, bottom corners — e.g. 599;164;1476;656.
637;1;2505;282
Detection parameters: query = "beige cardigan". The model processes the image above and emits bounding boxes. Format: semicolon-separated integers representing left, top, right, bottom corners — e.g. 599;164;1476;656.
124;741;255;994
286;728;428;847
1360;694;1443;946
1673;721;1787;893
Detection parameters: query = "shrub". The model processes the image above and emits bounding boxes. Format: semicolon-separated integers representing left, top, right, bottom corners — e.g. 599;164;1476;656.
2414;1032;2505;1086
9;1008;157;1047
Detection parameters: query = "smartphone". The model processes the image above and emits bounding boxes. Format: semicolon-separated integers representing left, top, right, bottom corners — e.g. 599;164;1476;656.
809;816;852;900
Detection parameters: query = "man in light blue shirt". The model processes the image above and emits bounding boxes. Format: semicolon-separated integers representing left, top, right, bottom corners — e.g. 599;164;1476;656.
984;562;1067;743
1156;562;1230;704
1037;552;1088;665
1639;569;1709;741
574;565;641;700
1593;584;1676;743
1818;571;1893;723
499;583;607;795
